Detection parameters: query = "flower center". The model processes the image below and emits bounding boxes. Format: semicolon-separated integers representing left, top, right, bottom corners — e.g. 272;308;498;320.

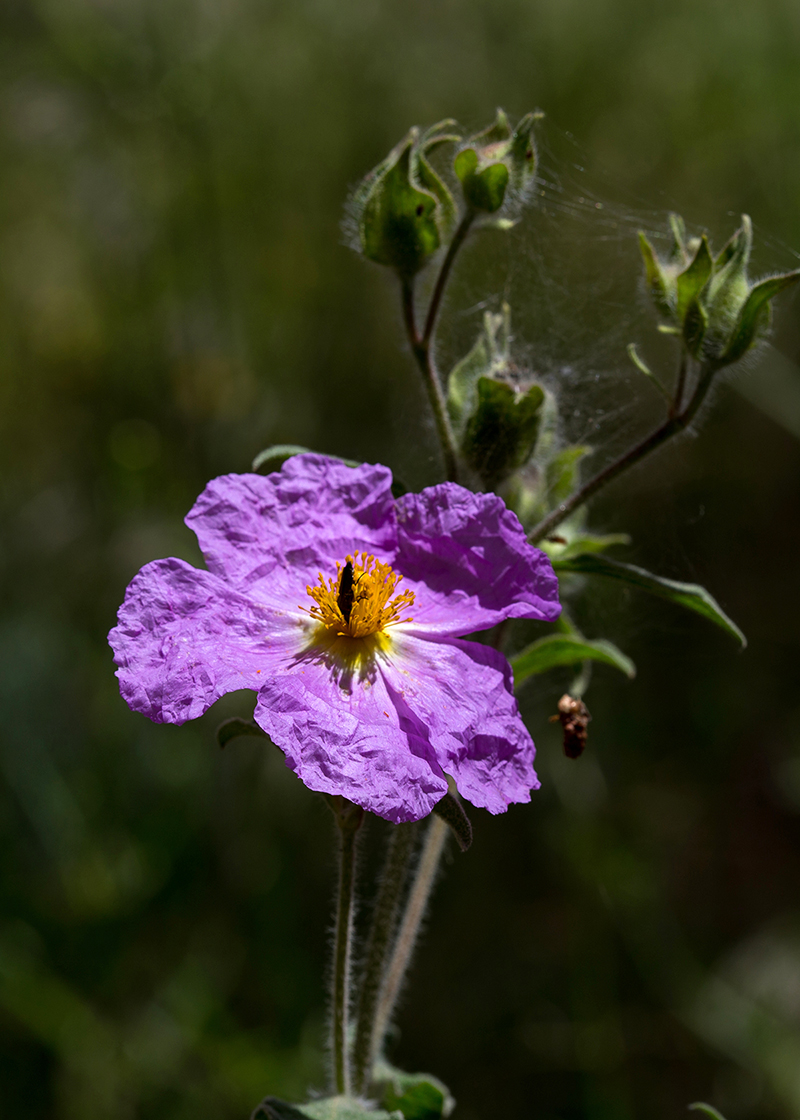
305;552;415;638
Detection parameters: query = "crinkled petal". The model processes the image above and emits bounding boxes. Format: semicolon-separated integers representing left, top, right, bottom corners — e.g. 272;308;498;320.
380;633;538;813
109;558;307;723
185;455;398;605
253;639;448;823
394;483;560;637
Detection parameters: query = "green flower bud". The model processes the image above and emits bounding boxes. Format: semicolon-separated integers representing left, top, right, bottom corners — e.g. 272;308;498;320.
462;377;545;490
345;121;460;278
638;214;799;367
454;108;541;216
446;303;546;489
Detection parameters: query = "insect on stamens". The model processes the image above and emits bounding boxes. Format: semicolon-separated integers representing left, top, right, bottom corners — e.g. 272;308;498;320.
337;561;355;623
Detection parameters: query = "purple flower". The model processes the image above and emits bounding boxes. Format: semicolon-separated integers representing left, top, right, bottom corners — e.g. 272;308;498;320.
109;455;560;823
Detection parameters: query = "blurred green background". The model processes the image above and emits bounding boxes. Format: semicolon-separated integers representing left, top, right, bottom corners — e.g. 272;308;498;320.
2;0;800;1117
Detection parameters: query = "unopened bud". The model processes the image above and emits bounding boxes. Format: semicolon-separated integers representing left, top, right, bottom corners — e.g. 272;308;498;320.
454;108;541;215
346;121;460;278
639;214;799;367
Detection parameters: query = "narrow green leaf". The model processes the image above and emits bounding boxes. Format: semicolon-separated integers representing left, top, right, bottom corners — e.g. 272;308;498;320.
688;1104;729;1120
253;1098;401;1120
721;270;800;366
217;718;270;749
626;343;671;401
552;553;746;647
512;634;636;688
546;531;631;560
252;446;361;474
431;792;472;851
545;444;591;508
638;231;673;318
253;444;313;473
668;212;688;262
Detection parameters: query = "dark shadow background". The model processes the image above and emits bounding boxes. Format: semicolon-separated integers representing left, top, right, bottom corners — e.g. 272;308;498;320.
1;1;800;1117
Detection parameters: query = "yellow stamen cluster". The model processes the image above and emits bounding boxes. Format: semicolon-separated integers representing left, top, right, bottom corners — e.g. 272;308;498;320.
305;553;415;638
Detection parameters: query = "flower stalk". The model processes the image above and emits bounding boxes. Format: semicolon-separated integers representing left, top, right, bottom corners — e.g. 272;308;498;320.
528;358;718;545
329;798;364;1096
371;815;449;1056
352;822;419;1095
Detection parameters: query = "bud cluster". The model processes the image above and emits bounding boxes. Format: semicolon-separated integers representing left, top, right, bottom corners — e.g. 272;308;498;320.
639;213;799;368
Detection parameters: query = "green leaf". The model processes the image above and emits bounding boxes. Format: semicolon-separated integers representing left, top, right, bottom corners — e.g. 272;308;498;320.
253;1097;402;1120
216;718;270;749
638;231;673;318
552;553;746;647
252;444;314;473
454;149;509;213
676;234;712;323
720;270;800;366
668;212;688;262
431;792;472;851
545;444;591;509
688;1104;729;1120
512;634;636;688
373;1062;454;1120
252;445;361;474
543;531;631;561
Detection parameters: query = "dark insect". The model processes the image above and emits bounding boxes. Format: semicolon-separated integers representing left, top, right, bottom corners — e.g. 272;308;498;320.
549;693;591;759
337;561;356;623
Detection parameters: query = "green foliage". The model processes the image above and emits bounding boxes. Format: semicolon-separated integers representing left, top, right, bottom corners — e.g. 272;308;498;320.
253;1097;402;1120
688;1104;729;1120
639;214;799;367
348;123;460;277
552;553;747;646
372;1063;454;1120
512;634;635;688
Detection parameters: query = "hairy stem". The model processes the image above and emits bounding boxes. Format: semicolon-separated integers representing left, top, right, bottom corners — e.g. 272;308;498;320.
352;823;419;1095
402;280;460;482
671;350;689;417
371;816;449;1056
422;210;475;346
331;803;363;1096
529;359;718;544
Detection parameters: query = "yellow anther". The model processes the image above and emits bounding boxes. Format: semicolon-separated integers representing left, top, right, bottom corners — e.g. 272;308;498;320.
304;552;414;638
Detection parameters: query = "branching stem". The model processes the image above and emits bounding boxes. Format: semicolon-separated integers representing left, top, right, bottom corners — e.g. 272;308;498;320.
371;816;449;1056
529;358;718;544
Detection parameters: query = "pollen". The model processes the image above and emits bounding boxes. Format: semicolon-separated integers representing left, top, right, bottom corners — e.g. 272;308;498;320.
304;552;415;638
